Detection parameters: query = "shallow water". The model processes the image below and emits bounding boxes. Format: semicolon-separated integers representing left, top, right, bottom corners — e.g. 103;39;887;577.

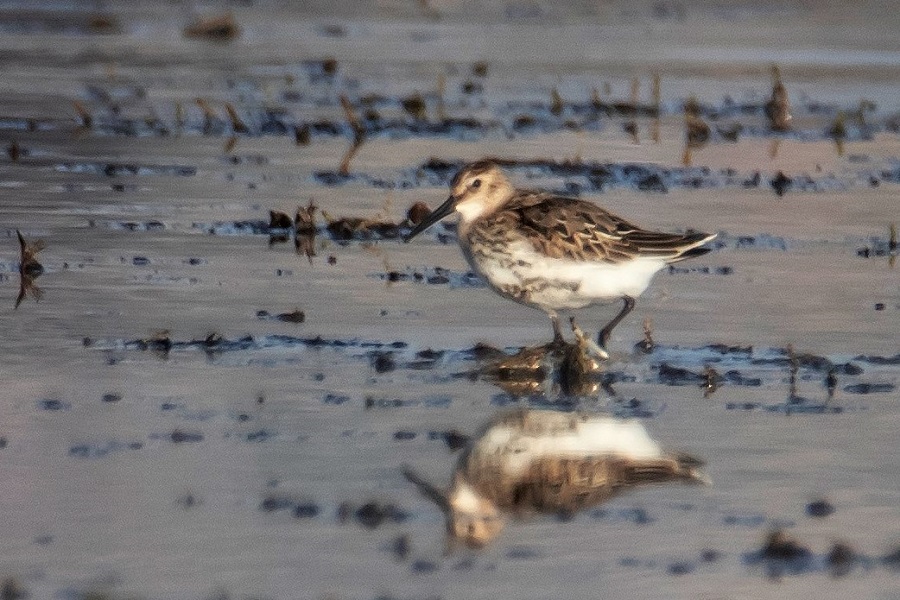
1;1;900;598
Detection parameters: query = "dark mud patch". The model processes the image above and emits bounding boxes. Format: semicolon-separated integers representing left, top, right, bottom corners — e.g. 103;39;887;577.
374;266;485;288
55;161;196;177
69;440;143;458
842;382;895;394
85;333;409;355
256;309;305;324
744;529;875;579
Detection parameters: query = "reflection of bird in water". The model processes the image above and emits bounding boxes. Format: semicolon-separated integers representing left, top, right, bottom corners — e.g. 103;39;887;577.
404;408;709;548
404;161;717;355
15;229;44;309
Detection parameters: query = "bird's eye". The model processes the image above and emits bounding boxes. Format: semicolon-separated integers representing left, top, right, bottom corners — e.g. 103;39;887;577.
472;179;482;189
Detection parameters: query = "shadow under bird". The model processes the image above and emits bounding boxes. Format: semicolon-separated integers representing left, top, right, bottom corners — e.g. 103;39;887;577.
404;160;717;355
404;408;708;548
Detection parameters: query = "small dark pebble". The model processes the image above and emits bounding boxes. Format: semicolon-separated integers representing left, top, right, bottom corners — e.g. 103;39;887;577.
806;499;835;518
770;171;792;196
443;429;469;451
0;437;6;449
176;493;199;509
246;429;272;442
875;303;885;311
1;577;29;600
276;309;305;323
393;430;416;441
742;171;761;187
827;542;855;577
38;399;69;411
293;502;320;519
506;546;541;559
355;502;407;528
327;255;337;265
260;496;294;512
170;429;204;443
269;210;292;229
700;549;721;562
461;80;482;94
132;256;150;266
372;351;396;373
411;559;439;574
101;393;122;403
392;534;411;561
760;529;810;561
160;402;178;411
667;561;694;576
323;393;350;405
336;501;353;524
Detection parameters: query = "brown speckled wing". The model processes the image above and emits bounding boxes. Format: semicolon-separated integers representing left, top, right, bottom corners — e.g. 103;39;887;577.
499;192;711;264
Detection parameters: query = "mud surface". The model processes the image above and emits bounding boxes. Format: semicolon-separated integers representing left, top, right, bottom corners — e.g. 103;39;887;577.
1;1;900;599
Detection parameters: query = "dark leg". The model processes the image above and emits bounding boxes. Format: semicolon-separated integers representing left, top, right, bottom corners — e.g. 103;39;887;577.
549;311;565;345
597;296;636;350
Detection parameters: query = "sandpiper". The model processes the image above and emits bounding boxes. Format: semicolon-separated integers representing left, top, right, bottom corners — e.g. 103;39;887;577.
404;160;717;354
404;408;708;548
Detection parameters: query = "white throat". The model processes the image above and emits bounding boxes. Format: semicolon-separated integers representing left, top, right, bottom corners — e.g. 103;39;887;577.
455;200;486;223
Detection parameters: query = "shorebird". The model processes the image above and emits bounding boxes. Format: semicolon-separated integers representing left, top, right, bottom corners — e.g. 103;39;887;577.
404;160;717;354
404;408;708;548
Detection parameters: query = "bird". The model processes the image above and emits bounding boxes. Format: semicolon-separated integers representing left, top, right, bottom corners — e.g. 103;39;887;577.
403;160;717;354
403;408;708;548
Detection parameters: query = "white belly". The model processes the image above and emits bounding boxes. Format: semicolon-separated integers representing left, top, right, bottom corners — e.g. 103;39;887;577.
465;239;667;311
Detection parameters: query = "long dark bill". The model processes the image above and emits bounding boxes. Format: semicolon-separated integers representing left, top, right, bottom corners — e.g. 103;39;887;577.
402;195;456;243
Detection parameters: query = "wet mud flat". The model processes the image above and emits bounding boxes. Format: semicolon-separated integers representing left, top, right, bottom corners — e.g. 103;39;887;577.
2;1;900;599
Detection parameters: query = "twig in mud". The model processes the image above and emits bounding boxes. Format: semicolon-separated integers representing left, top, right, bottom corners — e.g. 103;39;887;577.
635;317;654;354
856;99;876;128
683;96;710;166
184;12;240;41
828;111;846;157
590;87;609;115
7;140;20;162
624;77;640;143
15;230;45;309
195;98;217;134
550;88;564;117
765;65;792;132
889;223;897;269
295;200;318;262
224;103;249;134
436;74;447;122
223;136;237;153
338;95;366;175
175;101;185;132
703;366;719;399
825;367;837;402
787;344;799;402
73;100;92;128
651;73;661;143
